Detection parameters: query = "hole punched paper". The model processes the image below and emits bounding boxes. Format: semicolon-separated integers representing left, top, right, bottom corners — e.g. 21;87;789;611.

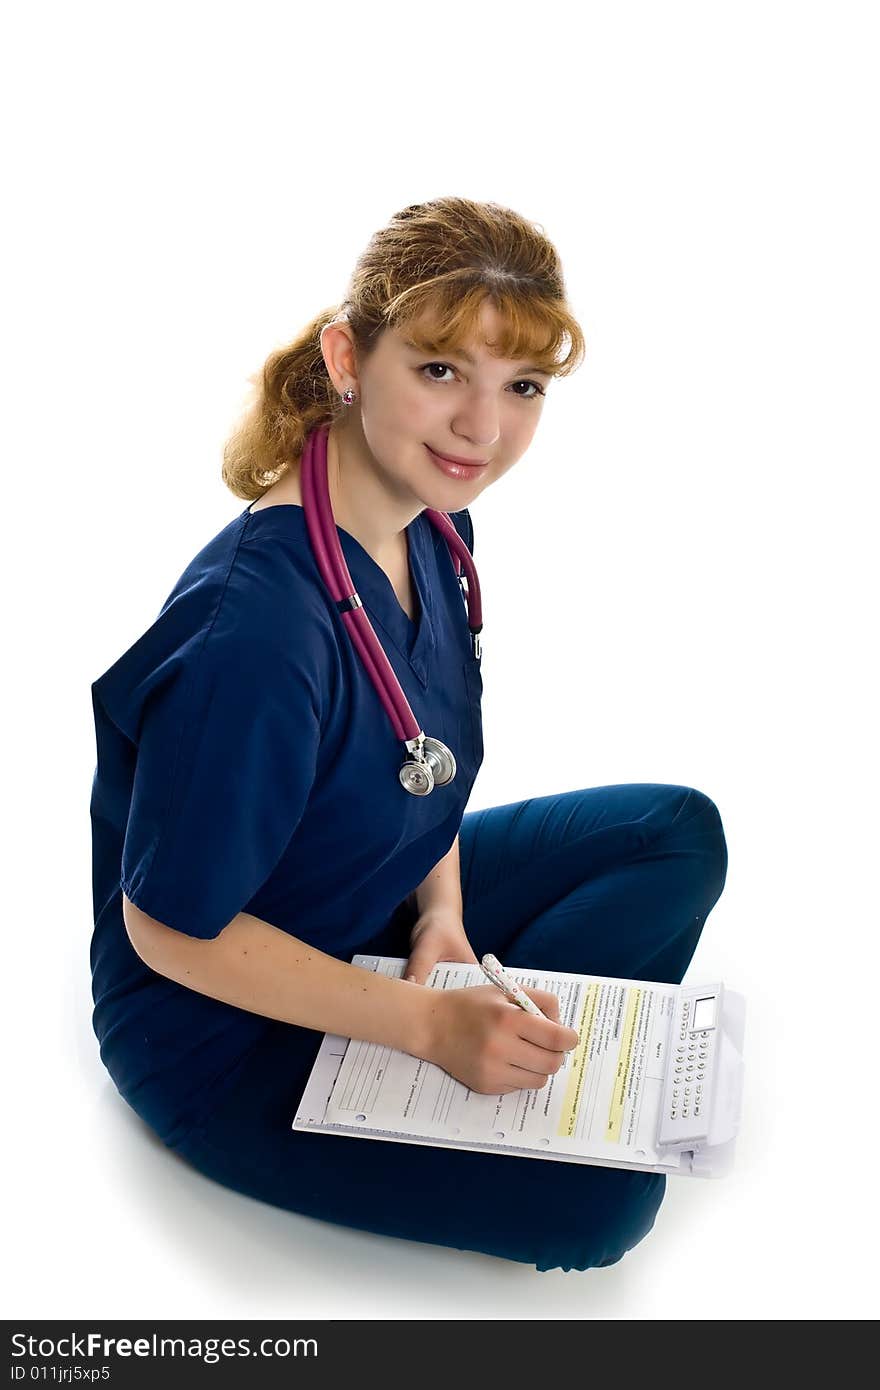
293;957;746;1177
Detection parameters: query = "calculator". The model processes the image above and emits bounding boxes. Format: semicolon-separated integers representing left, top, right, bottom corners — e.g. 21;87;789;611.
657;984;724;1151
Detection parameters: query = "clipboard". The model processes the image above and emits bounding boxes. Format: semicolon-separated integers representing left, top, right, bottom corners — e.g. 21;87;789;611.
292;955;746;1178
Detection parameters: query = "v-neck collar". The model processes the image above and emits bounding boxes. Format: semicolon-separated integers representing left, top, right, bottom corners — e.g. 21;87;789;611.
336;513;435;687
241;504;436;688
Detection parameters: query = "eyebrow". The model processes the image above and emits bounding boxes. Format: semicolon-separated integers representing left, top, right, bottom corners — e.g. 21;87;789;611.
405;340;553;378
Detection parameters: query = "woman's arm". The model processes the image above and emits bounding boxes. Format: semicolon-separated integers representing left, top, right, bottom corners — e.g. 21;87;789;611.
414;833;464;918
123;895;433;1057
123;896;578;1099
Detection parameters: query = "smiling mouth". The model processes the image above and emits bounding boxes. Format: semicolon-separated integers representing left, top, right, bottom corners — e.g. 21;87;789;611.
425;445;489;467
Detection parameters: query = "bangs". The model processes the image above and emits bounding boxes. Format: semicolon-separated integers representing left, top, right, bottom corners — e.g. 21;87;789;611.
385;280;581;378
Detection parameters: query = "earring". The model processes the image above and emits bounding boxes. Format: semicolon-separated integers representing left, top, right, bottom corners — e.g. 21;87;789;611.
341;388;357;405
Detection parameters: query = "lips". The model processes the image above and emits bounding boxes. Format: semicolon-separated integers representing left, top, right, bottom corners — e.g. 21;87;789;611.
427;446;489;466
425;444;490;481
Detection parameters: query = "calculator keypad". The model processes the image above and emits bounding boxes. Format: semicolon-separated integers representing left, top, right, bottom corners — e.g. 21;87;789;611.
658;988;721;1148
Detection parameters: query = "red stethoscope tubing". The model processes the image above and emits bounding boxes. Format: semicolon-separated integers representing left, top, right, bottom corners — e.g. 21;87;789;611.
300;421;482;744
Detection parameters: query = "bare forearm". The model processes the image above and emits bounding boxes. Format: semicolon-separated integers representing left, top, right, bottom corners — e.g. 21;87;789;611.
415;833;464;918
132;907;432;1057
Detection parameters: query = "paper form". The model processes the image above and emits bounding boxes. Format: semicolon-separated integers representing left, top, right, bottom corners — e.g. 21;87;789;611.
293;955;685;1170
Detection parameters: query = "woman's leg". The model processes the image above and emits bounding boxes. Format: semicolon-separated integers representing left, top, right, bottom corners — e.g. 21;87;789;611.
458;782;728;983
168;783;728;1272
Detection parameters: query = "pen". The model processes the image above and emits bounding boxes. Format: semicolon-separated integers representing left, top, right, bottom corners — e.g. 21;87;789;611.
480;953;548;1018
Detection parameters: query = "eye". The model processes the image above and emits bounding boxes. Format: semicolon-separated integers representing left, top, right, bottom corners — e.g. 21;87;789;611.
510;379;546;400
419;362;546;400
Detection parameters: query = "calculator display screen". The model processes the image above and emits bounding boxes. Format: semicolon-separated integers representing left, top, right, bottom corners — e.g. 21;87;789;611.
692;996;716;1031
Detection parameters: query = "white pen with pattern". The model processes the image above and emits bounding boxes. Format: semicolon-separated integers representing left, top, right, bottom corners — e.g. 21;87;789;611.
479;953;548;1017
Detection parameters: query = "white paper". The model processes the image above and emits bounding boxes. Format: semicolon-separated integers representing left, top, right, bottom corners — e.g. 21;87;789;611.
293;955;686;1172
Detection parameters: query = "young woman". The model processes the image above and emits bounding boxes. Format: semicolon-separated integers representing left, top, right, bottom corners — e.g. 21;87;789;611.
89;196;728;1272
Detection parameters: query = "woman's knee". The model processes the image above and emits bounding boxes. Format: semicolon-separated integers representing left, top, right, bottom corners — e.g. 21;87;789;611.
534;1169;667;1273
670;787;728;879
691;789;729;890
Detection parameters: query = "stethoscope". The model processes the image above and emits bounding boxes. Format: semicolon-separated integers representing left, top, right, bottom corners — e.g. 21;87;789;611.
300;422;483;797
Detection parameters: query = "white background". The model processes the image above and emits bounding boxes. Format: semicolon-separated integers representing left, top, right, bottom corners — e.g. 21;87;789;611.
5;0;878;1321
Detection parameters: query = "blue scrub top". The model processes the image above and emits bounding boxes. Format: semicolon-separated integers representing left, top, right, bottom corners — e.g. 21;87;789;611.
89;500;483;1148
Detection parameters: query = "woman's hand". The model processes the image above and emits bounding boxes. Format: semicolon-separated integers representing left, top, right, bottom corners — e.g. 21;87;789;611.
403;909;581;1093
403;907;479;985
421;984;580;1095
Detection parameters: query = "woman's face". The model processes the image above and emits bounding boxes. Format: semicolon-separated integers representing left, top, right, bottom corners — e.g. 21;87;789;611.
351;300;552;509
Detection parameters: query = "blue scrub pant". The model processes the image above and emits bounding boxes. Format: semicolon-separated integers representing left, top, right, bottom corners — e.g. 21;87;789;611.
167;783;728;1272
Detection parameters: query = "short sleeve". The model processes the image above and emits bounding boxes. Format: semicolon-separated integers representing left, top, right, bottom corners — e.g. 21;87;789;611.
121;630;323;939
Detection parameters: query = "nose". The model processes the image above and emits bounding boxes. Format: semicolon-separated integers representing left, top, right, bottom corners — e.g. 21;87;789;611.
450;402;500;454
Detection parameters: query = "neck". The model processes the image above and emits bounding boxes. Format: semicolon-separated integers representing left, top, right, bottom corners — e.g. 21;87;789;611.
325;419;423;565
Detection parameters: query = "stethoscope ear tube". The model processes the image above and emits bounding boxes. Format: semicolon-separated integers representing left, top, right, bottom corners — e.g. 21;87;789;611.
301;423;482;794
424;507;483;661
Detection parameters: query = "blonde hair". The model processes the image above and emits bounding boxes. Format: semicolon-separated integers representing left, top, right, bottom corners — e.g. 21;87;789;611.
222;196;586;500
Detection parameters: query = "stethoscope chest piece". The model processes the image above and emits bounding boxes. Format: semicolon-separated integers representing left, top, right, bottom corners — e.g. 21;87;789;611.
398;734;457;796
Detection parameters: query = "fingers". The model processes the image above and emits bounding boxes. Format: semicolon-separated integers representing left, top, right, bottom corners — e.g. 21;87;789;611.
522;987;559;1021
502;1064;556;1091
520;989;579;1046
509;1036;570;1077
516;1013;579;1053
404;949;438;985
